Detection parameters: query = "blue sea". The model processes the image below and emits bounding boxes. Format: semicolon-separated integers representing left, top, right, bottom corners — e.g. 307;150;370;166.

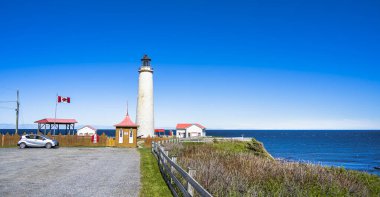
208;130;380;176
1;129;379;176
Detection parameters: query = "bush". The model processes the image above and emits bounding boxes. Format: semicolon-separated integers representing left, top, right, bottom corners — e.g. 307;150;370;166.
246;138;274;159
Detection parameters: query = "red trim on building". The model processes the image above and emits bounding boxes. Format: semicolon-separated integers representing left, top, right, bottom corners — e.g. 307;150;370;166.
114;115;138;127
176;123;206;129
34;118;78;124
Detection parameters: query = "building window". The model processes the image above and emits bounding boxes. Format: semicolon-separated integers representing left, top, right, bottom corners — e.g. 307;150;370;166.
119;128;124;144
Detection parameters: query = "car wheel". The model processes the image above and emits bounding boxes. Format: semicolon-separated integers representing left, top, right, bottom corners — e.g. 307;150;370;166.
19;143;26;149
45;143;52;149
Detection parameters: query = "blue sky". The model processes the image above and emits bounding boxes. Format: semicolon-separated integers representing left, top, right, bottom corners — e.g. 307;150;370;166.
1;0;380;129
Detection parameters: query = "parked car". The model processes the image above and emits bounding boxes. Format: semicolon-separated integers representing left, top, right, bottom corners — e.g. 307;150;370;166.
17;134;59;149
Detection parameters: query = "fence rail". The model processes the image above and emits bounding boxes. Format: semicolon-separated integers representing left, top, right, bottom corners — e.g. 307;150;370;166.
152;141;212;197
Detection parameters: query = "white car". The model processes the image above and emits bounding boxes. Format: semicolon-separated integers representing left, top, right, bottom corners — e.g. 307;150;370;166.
17;134;59;149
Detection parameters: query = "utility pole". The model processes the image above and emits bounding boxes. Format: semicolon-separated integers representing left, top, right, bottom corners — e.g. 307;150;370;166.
15;90;19;135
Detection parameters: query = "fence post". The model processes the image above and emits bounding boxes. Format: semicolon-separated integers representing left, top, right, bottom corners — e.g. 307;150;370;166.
164;150;169;164
152;142;155;153
158;145;162;166
171;156;177;184
1;134;4;147
188;167;196;196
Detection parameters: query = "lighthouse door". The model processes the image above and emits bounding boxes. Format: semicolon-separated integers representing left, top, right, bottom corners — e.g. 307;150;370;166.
119;129;123;143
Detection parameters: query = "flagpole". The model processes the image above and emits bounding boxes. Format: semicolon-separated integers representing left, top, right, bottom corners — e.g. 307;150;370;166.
53;93;58;135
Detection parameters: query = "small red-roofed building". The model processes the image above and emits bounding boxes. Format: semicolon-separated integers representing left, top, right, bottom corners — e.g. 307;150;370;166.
114;113;138;148
176;123;206;138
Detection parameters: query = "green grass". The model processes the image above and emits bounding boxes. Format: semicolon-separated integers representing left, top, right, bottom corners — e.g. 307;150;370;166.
212;140;247;153
138;148;172;197
203;139;274;159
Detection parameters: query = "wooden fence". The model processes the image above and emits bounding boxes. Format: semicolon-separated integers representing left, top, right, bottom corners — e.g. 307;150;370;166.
144;136;178;147
152;141;212;197
0;132;116;147
1;133;20;147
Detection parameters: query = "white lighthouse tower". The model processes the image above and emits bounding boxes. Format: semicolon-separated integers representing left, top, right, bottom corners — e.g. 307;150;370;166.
136;55;154;137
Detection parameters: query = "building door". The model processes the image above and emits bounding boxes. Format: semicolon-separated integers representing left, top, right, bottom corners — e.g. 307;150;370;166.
119;129;123;144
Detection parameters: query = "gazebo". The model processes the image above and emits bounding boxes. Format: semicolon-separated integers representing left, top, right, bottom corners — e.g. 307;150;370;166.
35;118;78;135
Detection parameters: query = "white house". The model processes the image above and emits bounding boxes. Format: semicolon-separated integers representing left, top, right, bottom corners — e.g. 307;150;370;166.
77;125;97;136
176;123;206;138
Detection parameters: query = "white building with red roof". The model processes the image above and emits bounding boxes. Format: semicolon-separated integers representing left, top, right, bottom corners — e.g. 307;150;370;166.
77;125;97;136
176;123;206;138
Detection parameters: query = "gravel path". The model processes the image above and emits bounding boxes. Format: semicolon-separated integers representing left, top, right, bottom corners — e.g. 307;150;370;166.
0;147;140;197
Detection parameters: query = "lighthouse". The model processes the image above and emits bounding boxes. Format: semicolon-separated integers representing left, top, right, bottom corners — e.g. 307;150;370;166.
136;55;154;137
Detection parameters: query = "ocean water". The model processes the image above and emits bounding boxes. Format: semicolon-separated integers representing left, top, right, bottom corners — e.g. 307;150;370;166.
207;130;380;176
1;129;379;176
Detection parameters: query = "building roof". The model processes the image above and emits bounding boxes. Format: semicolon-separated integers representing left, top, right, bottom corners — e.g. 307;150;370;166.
35;118;78;124
77;125;97;131
114;115;138;128
155;129;165;133
176;123;206;130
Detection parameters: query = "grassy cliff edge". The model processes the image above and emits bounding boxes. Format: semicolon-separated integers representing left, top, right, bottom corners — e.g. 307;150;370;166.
163;139;380;196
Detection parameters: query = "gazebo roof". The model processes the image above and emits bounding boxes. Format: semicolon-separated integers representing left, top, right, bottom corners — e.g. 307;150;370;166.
35;118;78;124
114;115;138;128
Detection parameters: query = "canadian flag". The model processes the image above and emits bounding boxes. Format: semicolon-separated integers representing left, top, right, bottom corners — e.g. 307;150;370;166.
58;96;71;103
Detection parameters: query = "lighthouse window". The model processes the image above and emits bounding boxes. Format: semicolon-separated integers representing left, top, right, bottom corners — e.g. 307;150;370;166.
130;129;133;137
119;129;123;138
